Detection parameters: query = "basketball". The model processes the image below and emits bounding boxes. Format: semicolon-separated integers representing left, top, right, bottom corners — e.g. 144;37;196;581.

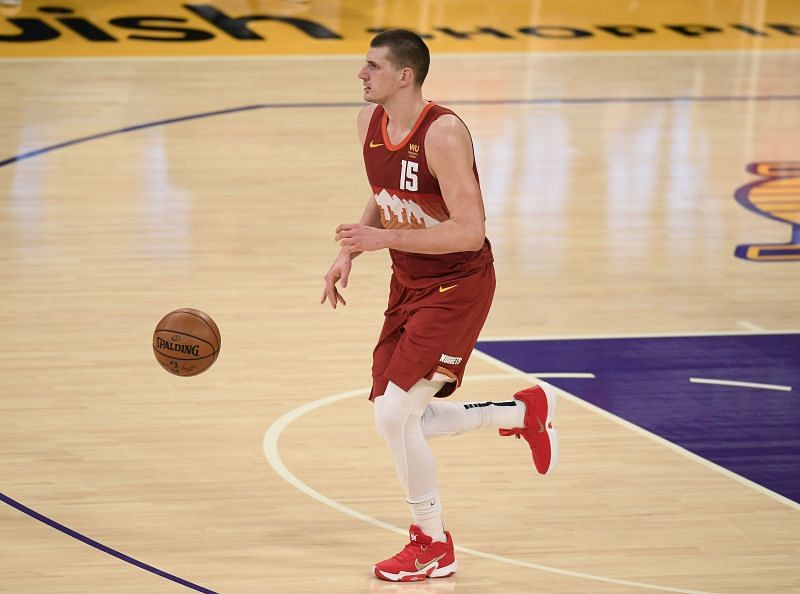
152;308;221;377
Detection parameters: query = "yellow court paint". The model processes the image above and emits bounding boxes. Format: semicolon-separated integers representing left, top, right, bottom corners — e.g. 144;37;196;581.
1;0;799;58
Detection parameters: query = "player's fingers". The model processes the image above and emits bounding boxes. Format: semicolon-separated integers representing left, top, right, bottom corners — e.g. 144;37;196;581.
336;289;347;306
340;240;358;253
321;282;337;308
335;230;353;242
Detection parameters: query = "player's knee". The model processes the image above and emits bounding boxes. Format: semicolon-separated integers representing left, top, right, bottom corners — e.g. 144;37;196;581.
373;389;411;441
373;398;404;440
419;405;435;432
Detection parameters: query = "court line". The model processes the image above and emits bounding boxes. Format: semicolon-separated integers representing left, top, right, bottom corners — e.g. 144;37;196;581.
437;49;800;58
2;95;800;169
2;48;800;63
470;372;595;379
262;378;721;594
0;492;218;594
0;104;290;168
737;320;765;332
477;328;800;341
689;377;792;391
471;350;800;512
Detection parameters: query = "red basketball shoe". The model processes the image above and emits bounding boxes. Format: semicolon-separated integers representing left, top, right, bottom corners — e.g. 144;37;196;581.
499;383;559;475
373;525;457;582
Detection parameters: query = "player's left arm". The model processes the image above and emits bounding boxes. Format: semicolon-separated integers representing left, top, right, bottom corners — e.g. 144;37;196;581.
335;115;486;254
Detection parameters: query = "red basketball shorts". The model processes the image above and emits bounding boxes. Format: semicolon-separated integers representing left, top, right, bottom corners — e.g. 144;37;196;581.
370;263;496;400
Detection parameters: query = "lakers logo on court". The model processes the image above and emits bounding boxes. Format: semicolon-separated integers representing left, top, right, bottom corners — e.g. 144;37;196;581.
734;161;800;261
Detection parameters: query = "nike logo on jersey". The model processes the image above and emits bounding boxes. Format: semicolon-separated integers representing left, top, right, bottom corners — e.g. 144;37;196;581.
369;140;384;148
439;284;458;293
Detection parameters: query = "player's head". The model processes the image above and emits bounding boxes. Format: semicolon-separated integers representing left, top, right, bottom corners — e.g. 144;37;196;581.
370;29;430;87
359;29;430;103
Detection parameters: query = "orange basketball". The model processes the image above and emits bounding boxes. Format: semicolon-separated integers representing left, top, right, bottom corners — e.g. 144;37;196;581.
152;308;221;377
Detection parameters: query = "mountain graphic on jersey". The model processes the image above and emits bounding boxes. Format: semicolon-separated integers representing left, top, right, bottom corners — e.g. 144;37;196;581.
374;188;447;230
734;161;800;262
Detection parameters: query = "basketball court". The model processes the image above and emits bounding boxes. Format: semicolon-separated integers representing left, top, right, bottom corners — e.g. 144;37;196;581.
1;1;799;593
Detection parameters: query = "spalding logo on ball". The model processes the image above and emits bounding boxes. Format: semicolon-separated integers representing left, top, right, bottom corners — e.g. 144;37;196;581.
153;308;220;376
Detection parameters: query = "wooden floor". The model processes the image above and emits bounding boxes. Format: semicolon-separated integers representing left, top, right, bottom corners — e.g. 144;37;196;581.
1;42;799;594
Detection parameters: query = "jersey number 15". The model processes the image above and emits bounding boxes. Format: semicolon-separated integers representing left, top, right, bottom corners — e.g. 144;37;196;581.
400;159;418;192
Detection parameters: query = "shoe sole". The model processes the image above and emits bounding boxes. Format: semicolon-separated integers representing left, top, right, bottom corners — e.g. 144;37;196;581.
373;561;458;582
430;561;457;578
539;382;559;475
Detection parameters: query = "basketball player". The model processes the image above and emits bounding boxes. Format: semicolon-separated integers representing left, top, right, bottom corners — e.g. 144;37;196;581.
321;29;558;583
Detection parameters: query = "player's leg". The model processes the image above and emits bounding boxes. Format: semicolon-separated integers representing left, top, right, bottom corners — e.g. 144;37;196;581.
374;377;444;540
372;377;457;581
420;398;525;437
421;383;559;475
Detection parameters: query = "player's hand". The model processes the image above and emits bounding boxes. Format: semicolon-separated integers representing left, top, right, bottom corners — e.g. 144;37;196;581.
335;224;387;254
320;252;352;309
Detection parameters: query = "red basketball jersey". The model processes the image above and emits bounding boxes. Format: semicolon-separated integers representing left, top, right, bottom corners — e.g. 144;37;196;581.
363;102;493;288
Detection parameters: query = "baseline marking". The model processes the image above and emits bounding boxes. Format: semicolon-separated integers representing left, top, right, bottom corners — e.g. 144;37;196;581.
689;377;792;392
465;372;595;380
262;375;722;594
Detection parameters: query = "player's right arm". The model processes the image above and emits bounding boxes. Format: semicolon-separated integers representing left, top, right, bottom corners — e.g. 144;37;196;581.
320;105;381;309
351;103;383;235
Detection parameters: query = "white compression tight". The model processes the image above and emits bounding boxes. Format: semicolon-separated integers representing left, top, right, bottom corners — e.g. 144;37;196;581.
373;376;526;542
420;398;525;438
374;377;447;541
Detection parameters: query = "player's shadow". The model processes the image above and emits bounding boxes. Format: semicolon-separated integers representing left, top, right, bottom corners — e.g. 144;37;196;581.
369;577;457;593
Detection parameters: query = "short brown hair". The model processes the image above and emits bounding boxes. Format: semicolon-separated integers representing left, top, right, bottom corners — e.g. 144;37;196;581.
370;29;430;86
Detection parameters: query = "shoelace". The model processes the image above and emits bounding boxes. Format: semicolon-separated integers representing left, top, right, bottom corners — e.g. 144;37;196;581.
391;541;427;563
499;427;525;438
499;427;537;453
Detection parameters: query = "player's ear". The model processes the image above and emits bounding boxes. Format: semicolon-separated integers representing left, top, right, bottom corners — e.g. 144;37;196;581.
400;67;414;86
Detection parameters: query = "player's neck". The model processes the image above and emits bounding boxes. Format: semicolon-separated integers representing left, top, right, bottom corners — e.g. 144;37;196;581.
381;93;429;142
